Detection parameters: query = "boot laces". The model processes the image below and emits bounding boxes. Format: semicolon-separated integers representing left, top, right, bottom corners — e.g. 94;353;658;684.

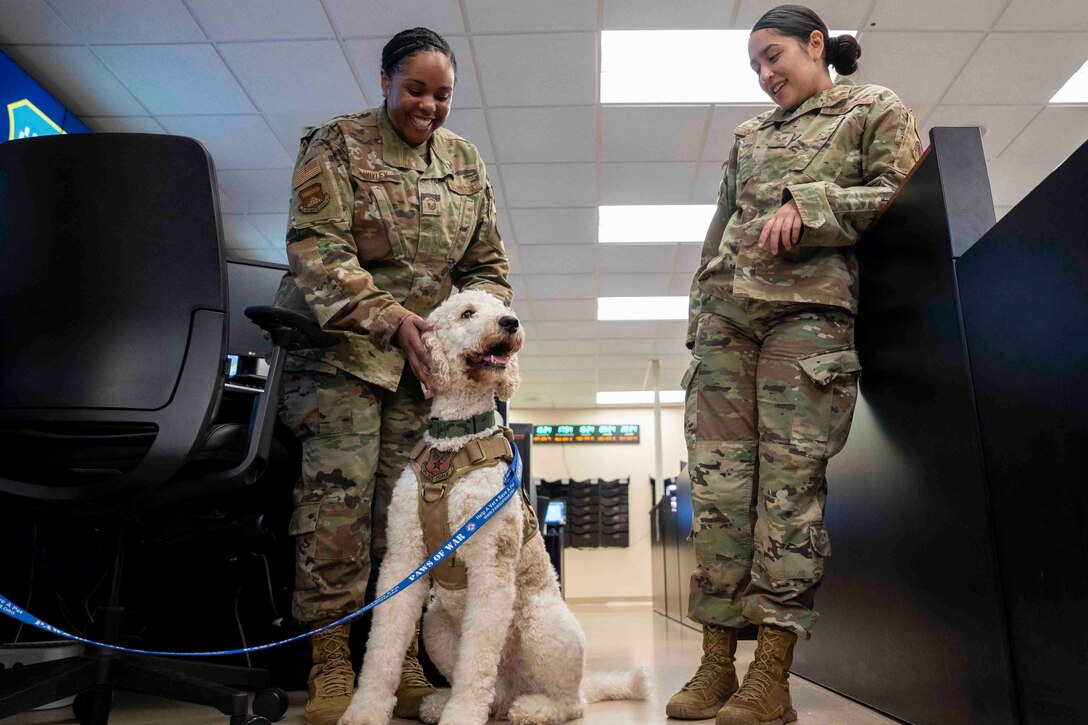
315;635;353;697
683;658;729;691
734;632;784;702
399;651;433;690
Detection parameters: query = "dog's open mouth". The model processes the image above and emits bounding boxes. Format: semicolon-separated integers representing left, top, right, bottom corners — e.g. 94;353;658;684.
466;343;514;370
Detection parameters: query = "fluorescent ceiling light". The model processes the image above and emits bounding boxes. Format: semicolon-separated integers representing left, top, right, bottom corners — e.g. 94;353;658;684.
599;205;715;243
598;296;688;321
1051;59;1088;103
597;390;685;405
602;29;853;104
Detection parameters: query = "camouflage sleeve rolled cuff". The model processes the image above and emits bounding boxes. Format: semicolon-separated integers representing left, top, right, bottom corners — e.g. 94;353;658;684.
785;96;920;248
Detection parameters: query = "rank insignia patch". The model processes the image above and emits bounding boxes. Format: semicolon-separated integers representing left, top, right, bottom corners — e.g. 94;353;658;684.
299;182;330;214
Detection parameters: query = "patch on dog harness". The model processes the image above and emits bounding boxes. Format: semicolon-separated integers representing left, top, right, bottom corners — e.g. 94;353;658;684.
411;428;537;590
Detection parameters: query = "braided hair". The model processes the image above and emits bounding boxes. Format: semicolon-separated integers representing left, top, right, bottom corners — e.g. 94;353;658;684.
381;27;457;79
752;4;861;76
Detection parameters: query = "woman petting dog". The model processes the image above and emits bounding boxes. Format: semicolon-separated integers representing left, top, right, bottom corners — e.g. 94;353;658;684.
340;290;649;725
673;5;921;724
273;27;511;725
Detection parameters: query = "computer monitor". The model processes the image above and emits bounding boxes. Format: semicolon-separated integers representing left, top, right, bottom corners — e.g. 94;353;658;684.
544;500;566;526
226;259;289;358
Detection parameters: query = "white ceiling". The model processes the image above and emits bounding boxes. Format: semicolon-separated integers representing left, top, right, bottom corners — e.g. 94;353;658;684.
3;0;1087;408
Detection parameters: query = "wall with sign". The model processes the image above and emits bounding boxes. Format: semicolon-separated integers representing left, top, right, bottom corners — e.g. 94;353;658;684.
1;49;89;143
510;406;687;601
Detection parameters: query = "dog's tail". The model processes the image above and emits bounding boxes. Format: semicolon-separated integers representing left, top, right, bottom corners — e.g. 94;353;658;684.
581;665;653;704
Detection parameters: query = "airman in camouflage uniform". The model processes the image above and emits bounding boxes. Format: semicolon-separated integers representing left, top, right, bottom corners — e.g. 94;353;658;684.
275;103;511;722
673;77;920;721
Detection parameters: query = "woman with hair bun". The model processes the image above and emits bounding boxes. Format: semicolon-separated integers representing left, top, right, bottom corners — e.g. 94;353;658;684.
274;26;511;725
672;5;921;724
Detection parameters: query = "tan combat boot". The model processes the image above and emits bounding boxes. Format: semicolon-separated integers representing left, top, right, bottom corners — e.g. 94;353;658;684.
666;624;740;719
716;625;798;725
392;621;437;719
304;623;354;725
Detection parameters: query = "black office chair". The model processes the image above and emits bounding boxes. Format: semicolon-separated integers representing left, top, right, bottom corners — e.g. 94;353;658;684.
0;133;333;724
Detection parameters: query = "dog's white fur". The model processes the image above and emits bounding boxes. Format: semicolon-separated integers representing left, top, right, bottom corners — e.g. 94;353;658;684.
339;290;650;725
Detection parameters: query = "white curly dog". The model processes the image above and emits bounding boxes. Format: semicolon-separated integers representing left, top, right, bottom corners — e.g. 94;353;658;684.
339;289;650;725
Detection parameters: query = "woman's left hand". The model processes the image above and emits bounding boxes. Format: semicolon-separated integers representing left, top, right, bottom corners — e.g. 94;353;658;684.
758;199;803;255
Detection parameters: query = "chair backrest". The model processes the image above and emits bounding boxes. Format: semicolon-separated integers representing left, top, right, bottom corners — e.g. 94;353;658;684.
0;133;228;501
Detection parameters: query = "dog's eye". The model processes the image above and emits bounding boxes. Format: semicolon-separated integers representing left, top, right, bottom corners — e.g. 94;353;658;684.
461;309;475;319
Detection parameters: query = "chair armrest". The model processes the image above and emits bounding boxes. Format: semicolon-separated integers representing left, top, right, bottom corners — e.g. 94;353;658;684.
243;305;339;351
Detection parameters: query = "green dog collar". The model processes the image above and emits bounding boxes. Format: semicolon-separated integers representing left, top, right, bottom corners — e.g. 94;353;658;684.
428;410;499;439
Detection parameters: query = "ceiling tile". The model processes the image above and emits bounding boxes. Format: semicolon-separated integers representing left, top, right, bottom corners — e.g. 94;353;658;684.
675;243;704;273
343;36;482;110
526;274;598;299
998;106;1088;166
264;110;353;153
602;106;710;162
444;108;493;162
246;213;290;246
519;244;599;274
923;105;1041;160
867;0;1006;31
219;40;366;113
49;0;205;43
325;0;465;37
500;163;597;208
217;168;291;214
82;116;167;133
160;115;293;169
531;300;598;322
496;208;514;243
943;32;1088;105
518;355;602;371
2;44;146;116
667;273;696;295
589;369;643;388
704;105;773;162
854;32;981;105
531;321;599;339
598;321;661;338
473;33;596;106
995;0;1088;31
0;1;79;43
600;162;698;205
465;0;598;31
95;44;255;114
994;205;1012;220
735;0;871;31
603;0;738;30
985;157;1057;207
532;340;599;356
222;214;273;249
507;274;528;299
693;161;727;202
597;354;659;370
511;207;597;245
519;366;598;382
187;0;333;41
599;244;679;273
488;106;596;163
218;186;241;214
599;338;657;355
487;165;507;208
599;273;671;296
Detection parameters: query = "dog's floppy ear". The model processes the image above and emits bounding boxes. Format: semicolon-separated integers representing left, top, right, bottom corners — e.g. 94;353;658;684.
423;329;451;393
497;354;520;401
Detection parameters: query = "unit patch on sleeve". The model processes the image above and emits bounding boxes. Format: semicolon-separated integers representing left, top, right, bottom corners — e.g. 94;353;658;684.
298;182;330;214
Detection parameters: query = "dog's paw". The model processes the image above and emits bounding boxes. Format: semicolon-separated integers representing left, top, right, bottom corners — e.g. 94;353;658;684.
508;693;563;725
338;697;392;725
436;695;489;725
419;688;451;724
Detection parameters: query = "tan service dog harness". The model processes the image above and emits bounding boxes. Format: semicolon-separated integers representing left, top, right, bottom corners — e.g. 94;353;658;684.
410;426;538;590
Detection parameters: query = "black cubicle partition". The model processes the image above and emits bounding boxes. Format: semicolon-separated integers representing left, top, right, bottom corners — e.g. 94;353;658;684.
793;128;1088;724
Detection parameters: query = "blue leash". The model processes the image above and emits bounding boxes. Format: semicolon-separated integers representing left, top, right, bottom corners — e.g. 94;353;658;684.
0;445;522;658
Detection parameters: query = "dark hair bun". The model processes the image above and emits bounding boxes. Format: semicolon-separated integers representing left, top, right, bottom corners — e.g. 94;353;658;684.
829;34;861;75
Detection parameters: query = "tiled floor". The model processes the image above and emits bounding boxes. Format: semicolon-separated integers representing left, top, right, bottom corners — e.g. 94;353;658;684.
2;602;897;724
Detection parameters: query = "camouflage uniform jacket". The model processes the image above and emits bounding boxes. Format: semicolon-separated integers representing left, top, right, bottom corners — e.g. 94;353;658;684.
688;78;921;346
275;107;513;391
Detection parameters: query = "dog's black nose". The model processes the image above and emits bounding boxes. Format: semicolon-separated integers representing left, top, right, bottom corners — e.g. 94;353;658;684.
499;316;519;334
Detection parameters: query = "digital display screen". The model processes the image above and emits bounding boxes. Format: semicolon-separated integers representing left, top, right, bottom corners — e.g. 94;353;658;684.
544;500;566;525
1;49;89;143
532;424;639;444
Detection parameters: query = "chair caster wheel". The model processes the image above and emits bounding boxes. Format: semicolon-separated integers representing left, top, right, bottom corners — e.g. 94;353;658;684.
73;689;114;723
241;716;271;725
253;687;289;721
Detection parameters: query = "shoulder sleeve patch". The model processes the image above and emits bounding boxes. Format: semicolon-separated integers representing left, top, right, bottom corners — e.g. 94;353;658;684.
292;159;321;189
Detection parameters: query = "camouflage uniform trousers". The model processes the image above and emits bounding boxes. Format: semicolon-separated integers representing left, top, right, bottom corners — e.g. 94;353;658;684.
683;295;861;639
279;360;429;625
